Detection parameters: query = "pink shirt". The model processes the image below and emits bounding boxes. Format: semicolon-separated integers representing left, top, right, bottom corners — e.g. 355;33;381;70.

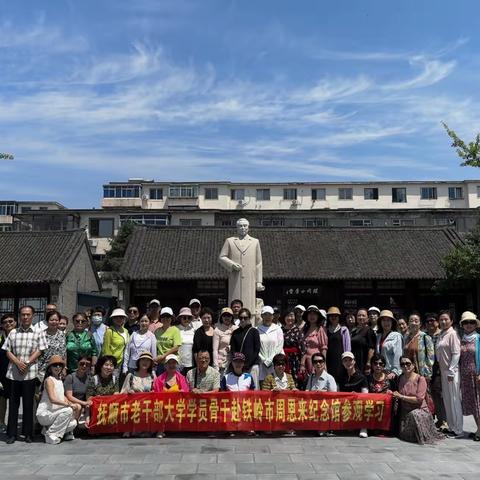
153;371;189;393
435;327;460;373
398;373;428;413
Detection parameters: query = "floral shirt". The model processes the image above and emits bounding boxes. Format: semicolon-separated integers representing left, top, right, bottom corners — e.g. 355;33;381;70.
38;330;67;378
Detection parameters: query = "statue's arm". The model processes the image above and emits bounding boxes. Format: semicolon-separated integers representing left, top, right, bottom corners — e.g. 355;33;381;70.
219;239;236;271
255;240;263;284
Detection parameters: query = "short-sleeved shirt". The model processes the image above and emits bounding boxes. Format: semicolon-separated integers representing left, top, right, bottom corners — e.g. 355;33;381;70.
306;371;338;392
339;370;368;393
155;326;182;360
2;326;48;381
64;372;90;401
186;366;220;392
85;374;117;398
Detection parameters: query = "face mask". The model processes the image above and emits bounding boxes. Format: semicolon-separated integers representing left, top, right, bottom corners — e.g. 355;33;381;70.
91;315;103;326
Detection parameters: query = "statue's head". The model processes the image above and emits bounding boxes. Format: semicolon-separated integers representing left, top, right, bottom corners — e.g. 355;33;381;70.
236;218;249;238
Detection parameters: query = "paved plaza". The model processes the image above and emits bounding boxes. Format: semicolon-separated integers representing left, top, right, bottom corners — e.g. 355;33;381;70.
1;417;478;480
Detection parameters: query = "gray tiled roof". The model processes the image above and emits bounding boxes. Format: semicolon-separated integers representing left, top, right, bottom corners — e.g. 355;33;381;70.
0;230;92;284
121;226;462;281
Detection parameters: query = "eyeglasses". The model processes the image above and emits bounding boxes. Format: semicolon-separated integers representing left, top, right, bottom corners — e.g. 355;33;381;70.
313;359;325;364
462;320;477;326
400;362;412;367
78;361;91;367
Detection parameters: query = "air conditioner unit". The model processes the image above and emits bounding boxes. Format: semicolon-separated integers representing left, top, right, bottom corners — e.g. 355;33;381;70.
142;194;149;200
88;239;98;247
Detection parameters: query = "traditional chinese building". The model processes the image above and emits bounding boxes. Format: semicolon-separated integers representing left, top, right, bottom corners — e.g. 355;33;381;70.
120;225;474;318
0;230;103;322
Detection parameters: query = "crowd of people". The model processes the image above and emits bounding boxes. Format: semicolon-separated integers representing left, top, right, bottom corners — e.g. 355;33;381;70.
1;298;479;446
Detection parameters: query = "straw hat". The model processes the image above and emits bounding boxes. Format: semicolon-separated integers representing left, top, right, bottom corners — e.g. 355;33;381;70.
47;355;66;368
327;306;341;316
378;310;395;321
460;311;480;327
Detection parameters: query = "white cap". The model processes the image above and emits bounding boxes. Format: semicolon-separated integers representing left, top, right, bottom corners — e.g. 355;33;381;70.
261;306;274;315
110;308;127;318
149;299;161;306
368;306;381;314
294;304;306;312
160;307;174;317
341;351;355;360
189;298;201;306
165;354;179;363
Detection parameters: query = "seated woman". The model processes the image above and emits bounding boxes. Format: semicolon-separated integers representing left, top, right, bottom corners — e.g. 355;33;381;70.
153;354;189;438
36;355;80;444
393;355;444;445
121;351;156;438
64;355;92;426
85;355;119;427
220;352;255;391
262;353;296;391
367;353;397;393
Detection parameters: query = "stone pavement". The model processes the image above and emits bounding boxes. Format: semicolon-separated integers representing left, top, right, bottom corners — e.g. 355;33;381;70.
1;416;478;480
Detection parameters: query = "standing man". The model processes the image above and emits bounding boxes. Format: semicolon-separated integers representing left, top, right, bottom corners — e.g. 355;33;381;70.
219;218;265;315
230;299;243;326
148;299;162;333
125;306;140;335
2;305;47;444
34;303;57;332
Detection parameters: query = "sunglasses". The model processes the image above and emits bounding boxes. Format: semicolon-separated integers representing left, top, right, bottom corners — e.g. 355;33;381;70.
400;362;412;367
313;359;325;364
462;320;477;326
78;361;91;367
373;361;385;366
2;319;15;324
128;310;138;314
74;319;87;324
51;363;64;368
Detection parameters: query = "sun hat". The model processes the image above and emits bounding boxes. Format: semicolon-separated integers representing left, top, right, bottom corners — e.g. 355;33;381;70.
294;305;306;312
232;352;246;362
460;311;480;327
110;308;127;318
341;352;355;361
164;354;179;363
303;305;322;320
327;306;341;316
47;355;66;368
160;307;174;317
220;307;233;316
378;310;395;321
368;306;381;314
137;351;154;362
261;306;274;315
178;307;193;317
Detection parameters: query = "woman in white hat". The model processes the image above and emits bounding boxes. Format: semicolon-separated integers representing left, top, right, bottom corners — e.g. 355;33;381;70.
102;308;129;379
459;311;480;441
36;355;79;444
257;306;284;384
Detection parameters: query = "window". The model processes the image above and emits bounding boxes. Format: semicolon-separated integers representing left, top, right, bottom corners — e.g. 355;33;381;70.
349;219;372;227
230;189;245;201
303;218;328;227
21;207;32;212
168;185;198;198
420;187;437;200
179;219;202;226
89;218;114;237
260;218;285;227
448;187;463;200
256;189;270;201
0;225;12;232
0;202;16;215
283;188;297;200
339;188;353;200
205;188;218;200
103;185;140;198
392;219;415;227
392;188;407;203
149;188;163;200
39;207;48;211
364;188;379;200
434;218;455;226
221;220;234;226
311;188;326;201
120;215;168;226
0;297;14;316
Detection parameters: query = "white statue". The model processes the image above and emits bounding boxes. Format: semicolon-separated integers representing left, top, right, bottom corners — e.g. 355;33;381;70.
219;218;265;314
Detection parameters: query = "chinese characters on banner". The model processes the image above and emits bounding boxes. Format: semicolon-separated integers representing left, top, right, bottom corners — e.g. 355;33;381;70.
88;391;392;434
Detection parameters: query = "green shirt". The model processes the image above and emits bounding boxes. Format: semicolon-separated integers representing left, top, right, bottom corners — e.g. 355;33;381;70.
66;331;98;372
155;326;181;361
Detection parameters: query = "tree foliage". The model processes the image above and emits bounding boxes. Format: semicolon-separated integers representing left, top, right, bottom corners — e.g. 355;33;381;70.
442;224;480;285
442;122;480;167
0;153;14;160
101;221;135;276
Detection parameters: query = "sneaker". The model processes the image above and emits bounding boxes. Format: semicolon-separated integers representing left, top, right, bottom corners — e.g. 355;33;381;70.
45;435;61;445
156;432;165;439
122;432;131;438
325;430;336;437
446;431;464;439
317;431;326;437
283;430;296;437
359;429;368;438
63;432;75;441
0;424;6;434
6;436;15;444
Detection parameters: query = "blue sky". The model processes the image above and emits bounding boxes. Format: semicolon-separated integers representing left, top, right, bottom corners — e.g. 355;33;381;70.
1;0;480;207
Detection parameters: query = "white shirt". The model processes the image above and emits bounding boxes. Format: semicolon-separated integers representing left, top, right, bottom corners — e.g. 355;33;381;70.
177;323;195;369
257;323;284;381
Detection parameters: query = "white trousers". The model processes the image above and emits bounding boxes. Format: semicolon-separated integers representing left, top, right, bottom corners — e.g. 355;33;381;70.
37;407;76;440
249;365;260;390
440;370;463;435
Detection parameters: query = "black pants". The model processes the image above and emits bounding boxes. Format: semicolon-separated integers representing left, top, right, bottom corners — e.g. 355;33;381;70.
7;379;37;438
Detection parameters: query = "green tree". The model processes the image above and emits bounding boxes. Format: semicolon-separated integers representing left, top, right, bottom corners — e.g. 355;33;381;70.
0;153;14;160
442;122;480;167
442;224;480;287
100;221;135;277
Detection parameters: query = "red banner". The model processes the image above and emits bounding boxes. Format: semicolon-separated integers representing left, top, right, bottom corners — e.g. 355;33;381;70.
88;391;392;434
